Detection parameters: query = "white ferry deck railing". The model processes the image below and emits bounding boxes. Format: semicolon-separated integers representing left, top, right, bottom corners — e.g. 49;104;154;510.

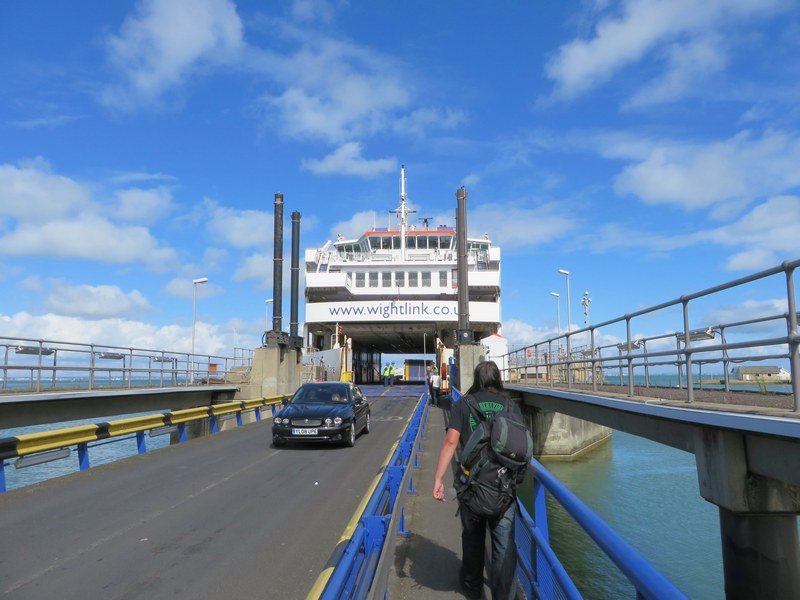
0;336;253;394
499;258;800;412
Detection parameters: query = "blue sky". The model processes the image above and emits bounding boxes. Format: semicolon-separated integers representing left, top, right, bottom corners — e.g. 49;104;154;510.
1;0;799;357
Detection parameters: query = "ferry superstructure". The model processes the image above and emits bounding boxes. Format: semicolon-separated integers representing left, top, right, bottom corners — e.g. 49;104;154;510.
304;167;501;383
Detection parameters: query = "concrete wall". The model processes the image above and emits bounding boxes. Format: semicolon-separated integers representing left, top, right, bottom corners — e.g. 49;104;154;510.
236;346;302;401
517;400;612;460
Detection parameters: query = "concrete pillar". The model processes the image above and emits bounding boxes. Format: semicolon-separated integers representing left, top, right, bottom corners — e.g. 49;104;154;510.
455;344;484;392
719;509;800;600
694;428;800;599
522;405;611;459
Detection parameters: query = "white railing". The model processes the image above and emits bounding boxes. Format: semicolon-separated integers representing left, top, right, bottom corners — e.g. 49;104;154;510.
0;336;253;394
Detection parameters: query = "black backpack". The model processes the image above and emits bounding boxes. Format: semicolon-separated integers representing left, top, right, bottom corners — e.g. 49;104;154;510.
454;391;534;518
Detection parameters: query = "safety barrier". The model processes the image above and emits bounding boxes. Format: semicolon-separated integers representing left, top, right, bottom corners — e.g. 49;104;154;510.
0;395;286;493
308;391;428;599
451;386;686;599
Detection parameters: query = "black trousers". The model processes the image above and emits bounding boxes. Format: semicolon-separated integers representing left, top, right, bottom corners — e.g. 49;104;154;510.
459;501;517;600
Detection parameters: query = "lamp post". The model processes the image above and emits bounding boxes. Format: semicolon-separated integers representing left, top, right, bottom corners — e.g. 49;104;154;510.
191;277;208;384
550;292;561;337
558;269;571;333
265;299;274;333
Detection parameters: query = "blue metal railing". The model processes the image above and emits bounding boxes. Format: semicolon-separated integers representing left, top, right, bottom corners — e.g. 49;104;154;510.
318;392;428;599
450;387;687;600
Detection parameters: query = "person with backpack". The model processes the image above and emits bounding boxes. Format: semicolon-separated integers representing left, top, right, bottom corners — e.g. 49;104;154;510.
432;361;533;600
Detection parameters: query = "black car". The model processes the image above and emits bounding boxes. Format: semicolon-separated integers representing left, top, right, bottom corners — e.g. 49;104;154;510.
271;382;370;447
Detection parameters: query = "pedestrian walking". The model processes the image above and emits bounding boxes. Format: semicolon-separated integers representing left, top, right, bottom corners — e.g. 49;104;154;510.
382;364;390;387
432;361;530;600
430;369;441;407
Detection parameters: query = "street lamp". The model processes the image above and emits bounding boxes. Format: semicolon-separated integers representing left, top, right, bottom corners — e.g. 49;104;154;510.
558;269;571;333
191;277;208;383
265;299;274;332
550;292;561;337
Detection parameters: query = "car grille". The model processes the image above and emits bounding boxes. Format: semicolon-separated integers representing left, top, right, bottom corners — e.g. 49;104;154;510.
291;418;322;427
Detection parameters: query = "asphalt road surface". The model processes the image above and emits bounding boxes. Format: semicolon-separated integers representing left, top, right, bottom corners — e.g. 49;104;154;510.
0;385;422;599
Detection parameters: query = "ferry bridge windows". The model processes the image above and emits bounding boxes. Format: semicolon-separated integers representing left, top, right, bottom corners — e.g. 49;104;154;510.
408;272;419;287
416;236;428;250
439;271;448;287
369;272;379;287
440;236;452;250
392;236;400;249
381;237;391;250
382;272;392;287
369;237;381;250
421;272;431;287
429;236;439;250
407;236;416;250
395;272;405;287
355;272;365;287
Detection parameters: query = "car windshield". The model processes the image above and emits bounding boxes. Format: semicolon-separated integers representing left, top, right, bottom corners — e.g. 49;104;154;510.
290;384;350;405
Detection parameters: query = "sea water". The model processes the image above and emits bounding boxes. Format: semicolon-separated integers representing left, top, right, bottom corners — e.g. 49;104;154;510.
518;431;724;599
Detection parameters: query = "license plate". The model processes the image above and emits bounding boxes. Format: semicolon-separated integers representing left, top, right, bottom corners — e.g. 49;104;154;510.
292;428;318;435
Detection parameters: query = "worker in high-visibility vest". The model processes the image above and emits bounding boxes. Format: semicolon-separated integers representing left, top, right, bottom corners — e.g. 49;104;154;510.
388;363;395;386
382;364;391;387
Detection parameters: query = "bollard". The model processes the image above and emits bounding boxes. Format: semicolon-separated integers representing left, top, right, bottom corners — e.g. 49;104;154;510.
0;460;5;493
178;423;187;443
255;406;262;421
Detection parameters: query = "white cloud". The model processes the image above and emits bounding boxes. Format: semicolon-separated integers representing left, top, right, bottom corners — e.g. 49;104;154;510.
255;33;411;143
203;199;274;248
502;319;556;345
0;215;177;270
545;0;790;100
0;158;93;222
0;311;227;356
393;107;467;137
164;277;225;300
705;195;800;270
114;186;174;224
614;130;800;210
109;171;177;184
6;115;81;129
0;159;179;270
330;210;378;240
102;0;244;109
302;142;397;178
624;36;727;109
434;202;576;251
233;252;271;286
44;283;152;319
291;0;339;23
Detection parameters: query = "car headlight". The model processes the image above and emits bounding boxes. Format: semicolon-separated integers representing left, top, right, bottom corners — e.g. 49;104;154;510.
324;418;333;426
333;417;342;425
275;417;284;424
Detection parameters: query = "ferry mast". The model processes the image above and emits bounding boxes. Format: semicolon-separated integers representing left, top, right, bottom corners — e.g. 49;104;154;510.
392;165;415;261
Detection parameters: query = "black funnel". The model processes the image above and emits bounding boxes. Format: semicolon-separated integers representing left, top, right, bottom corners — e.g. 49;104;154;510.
272;193;284;332
290;210;301;341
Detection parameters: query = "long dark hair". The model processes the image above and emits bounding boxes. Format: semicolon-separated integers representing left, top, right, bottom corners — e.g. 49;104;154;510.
465;360;504;396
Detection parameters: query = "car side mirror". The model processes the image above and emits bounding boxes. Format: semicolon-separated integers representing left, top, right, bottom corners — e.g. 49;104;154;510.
281;397;289;406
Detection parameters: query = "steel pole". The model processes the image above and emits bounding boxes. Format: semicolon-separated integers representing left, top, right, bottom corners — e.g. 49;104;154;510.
290;210;302;340
191;283;197;384
456;187;470;335
785;266;800;412
272;193;284;333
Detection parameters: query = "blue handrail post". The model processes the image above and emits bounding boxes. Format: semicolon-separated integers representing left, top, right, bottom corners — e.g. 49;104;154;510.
178;423;187;443
236;411;243;427
271;403;278;417
136;431;147;454
210;415;219;434
0;459;6;493
77;443;90;470
534;478;549;543
255;406;262;421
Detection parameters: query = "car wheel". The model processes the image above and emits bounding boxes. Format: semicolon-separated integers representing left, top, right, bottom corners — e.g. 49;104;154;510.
345;424;356;447
363;411;371;434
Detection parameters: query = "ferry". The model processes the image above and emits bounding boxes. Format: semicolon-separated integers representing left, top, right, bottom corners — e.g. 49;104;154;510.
303;167;505;384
